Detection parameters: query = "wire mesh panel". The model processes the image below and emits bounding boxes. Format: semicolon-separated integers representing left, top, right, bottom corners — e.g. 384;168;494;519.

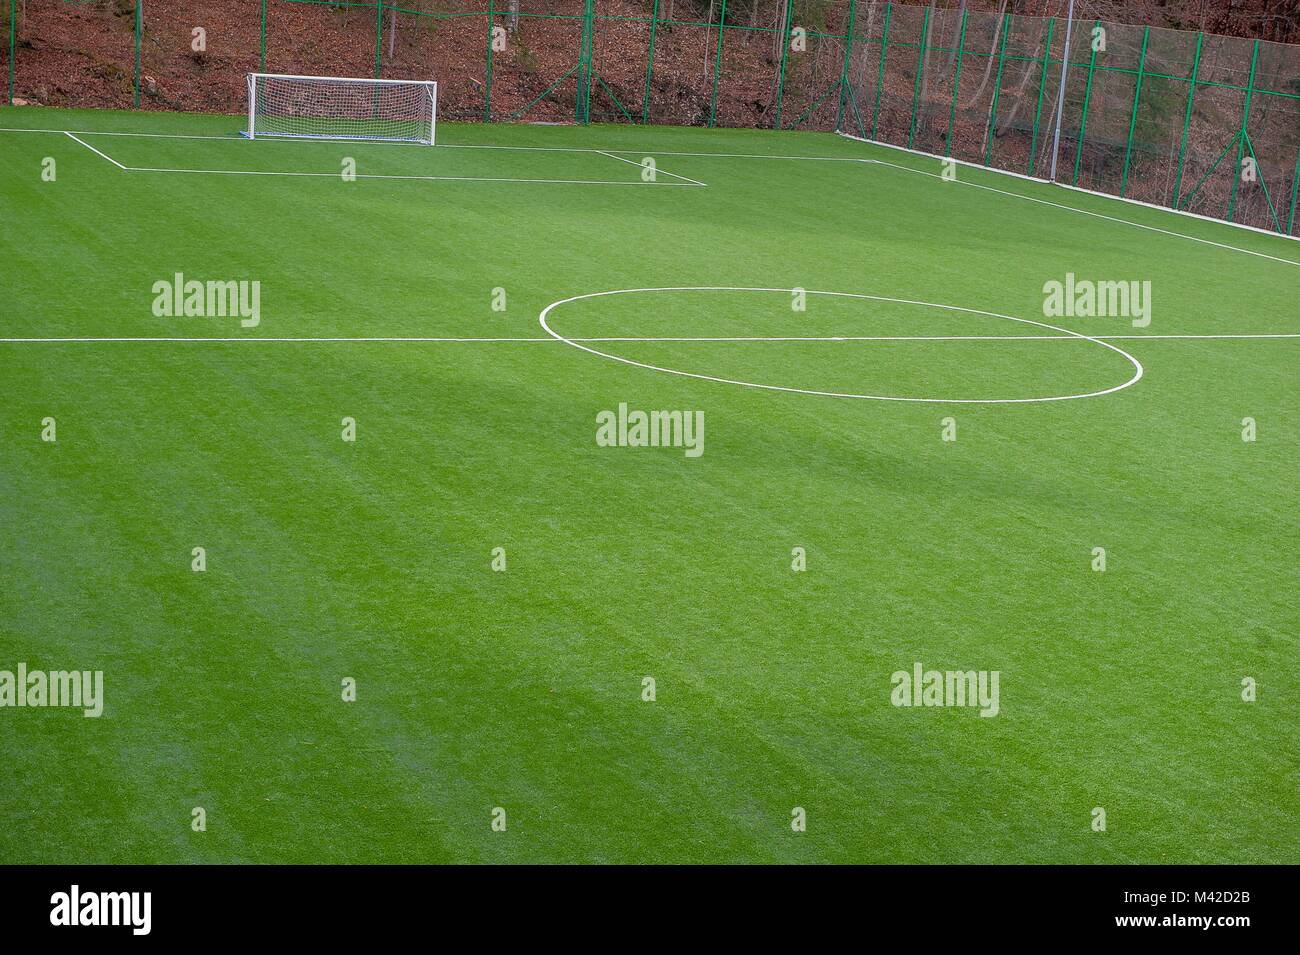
943;9;1004;165
1177;33;1253;222
377;2;485;123
909;5;962;155
1051;15;1100;186
985;13;1052;176
132;0;261;113
1116;26;1199;209
839;0;886;140
710;0;782;129
644;2;718;126
588;0;653;124
1240;39;1300;233
13;0;136;109
268;0;379;81
867;1;922;146
775;0;846;131
1070;21;1141;195
485;0;583;122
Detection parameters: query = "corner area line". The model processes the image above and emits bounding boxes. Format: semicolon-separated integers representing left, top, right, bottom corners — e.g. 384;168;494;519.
64;131;128;170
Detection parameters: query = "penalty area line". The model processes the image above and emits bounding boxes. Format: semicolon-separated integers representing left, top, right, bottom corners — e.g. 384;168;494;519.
64;131;128;169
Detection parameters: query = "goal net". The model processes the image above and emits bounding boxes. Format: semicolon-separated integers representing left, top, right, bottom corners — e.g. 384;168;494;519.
244;74;437;145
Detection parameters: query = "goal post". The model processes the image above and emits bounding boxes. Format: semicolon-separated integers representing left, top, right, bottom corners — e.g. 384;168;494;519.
244;74;437;145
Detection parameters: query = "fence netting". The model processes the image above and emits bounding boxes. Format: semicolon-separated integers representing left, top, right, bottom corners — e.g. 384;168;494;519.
6;0;1298;235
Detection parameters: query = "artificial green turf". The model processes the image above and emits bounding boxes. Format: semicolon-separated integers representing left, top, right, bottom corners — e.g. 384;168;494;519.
1;106;1296;863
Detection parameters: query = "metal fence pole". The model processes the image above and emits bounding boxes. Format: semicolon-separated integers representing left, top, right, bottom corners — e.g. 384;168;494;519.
946;9;966;156
774;0;793;129
1070;19;1099;186
8;0;15;105
642;0;659;124
836;0;858;133
485;0;494;122
707;0;727;127
1288;147;1300;234
984;12;1010;166
1171;31;1203;205
374;0;383;79
869;2;891;139
1047;0;1075;182
1027;16;1055;175
1227;39;1260;222
134;1;141;108
259;0;267;72
906;4;930;149
1118;25;1149;196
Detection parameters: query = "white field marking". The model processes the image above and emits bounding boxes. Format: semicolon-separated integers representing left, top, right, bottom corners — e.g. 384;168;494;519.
0;126;868;162
123;165;701;185
862;156;1300;268
9;126;1296;261
839;129;1300;247
596;150;708;186
25;129;701;186
63;131;128;169
3;333;1295;344
538;287;1146;404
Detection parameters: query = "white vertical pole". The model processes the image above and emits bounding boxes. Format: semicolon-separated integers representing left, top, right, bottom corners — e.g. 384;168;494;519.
1048;0;1075;182
430;81;437;146
247;74;257;139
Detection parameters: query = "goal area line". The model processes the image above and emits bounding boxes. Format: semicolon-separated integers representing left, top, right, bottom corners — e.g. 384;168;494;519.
47;128;706;187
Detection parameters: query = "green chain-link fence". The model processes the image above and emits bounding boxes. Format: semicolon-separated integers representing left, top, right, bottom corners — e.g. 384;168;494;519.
4;1;1298;234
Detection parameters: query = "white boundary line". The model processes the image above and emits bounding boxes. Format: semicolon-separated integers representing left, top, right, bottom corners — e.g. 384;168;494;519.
63;131;127;169
596;150;708;186
538;287;1147;404
3;333;1295;344
27;128;705;187
838;130;1300;263
12;124;1294;262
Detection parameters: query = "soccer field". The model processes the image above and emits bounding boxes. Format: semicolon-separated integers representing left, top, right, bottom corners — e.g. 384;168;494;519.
1;105;1296;864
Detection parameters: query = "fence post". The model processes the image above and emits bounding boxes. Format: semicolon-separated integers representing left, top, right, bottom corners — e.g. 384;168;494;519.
1071;19;1099;186
774;0;793;129
984;12;1010;166
946;9;966;156
1027;16;1055;175
259;0;267;72
134;1;141;108
484;0;494;122
1118;25;1149;197
8;0;15;106
906;4;930;149
374;0;383;79
642;0;659;124
836;0;858;133
707;0;727;127
1171;31;1202;207
1048;0;1075;182
869;2;891;139
1227;38;1260;222
1288;147;1300;235
577;0;594;123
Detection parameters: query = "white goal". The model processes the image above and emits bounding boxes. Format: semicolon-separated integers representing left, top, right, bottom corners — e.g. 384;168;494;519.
244;73;437;145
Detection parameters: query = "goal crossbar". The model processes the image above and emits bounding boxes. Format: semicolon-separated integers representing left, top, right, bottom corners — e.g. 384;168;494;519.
244;73;437;146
